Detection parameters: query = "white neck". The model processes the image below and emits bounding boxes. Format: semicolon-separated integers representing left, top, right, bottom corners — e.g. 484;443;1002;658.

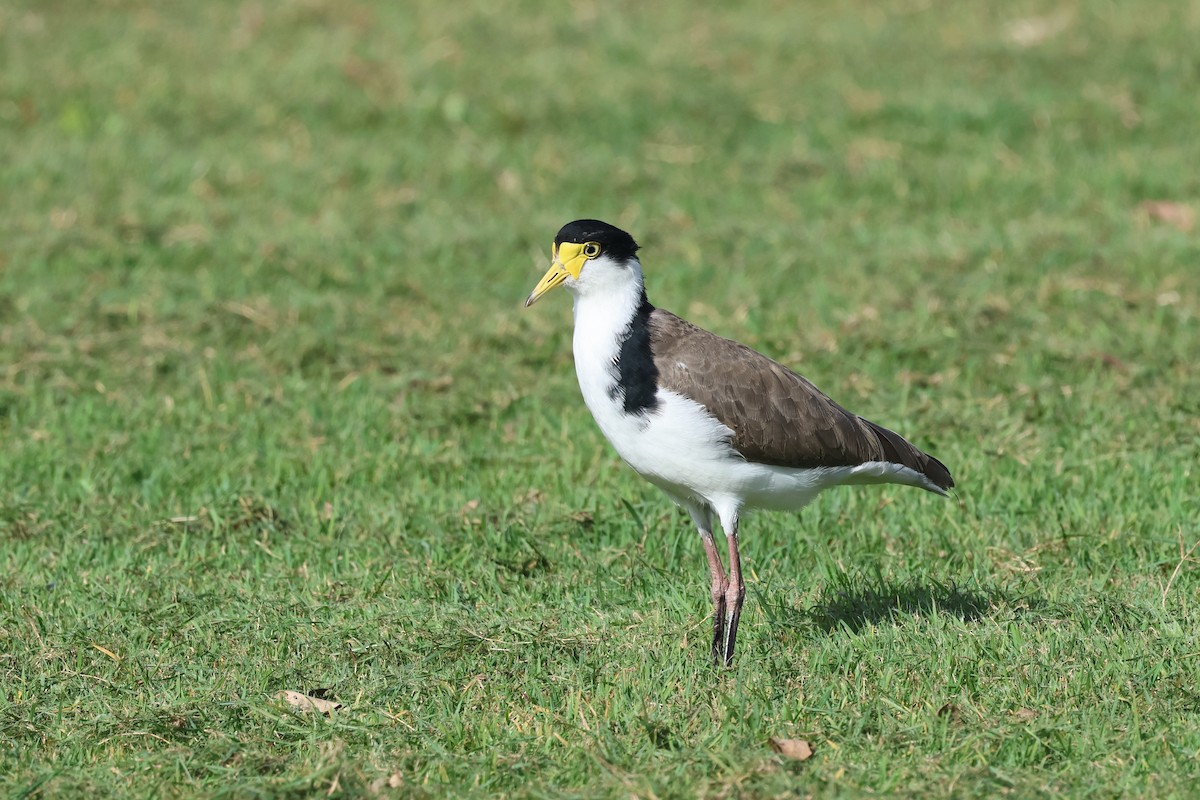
569;258;646;364
565;257;647;418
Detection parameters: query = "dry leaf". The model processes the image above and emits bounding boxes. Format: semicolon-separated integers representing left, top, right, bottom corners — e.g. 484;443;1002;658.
369;773;405;794
513;488;545;505
92;643;121;662
1095;352;1130;373
769;737;814;760
276;690;342;715
414;374;454;392
1157;291;1181;307
1006;10;1073;48
1139;201;1195;232
1013;708;1037;722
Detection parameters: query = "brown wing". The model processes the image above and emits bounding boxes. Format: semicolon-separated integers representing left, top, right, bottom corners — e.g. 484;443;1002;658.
648;309;954;490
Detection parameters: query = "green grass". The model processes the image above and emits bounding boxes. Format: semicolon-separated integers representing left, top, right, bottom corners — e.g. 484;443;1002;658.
3;0;1200;796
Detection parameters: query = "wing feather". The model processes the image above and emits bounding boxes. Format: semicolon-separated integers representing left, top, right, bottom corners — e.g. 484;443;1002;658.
648;309;954;491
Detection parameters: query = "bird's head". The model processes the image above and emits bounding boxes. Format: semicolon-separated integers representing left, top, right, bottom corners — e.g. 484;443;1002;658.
524;219;641;307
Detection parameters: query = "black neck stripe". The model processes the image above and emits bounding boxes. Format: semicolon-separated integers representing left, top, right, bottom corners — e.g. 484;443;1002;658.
609;291;659;415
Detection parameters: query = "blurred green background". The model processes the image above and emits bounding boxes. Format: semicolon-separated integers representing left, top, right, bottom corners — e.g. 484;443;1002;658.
2;1;1199;797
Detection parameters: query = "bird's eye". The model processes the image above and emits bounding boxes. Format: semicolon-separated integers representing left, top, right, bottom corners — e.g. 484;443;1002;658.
582;242;602;258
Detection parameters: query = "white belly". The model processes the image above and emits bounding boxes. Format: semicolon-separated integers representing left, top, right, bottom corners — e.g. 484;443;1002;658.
577;364;853;513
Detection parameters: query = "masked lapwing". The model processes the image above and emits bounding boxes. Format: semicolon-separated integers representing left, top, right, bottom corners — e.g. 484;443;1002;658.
525;219;954;666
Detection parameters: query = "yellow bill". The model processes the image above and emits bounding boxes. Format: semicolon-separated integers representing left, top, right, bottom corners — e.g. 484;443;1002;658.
524;242;588;307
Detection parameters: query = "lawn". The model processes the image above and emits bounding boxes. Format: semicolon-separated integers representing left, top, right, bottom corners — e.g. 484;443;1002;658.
3;0;1200;797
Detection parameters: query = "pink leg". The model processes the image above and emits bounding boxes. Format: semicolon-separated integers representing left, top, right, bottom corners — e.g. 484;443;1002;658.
700;530;729;665
721;512;746;666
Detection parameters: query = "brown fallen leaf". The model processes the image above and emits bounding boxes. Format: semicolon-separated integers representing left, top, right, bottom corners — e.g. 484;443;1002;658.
369;773;404;794
92;643;121;662
513;488;545;505
1139;201;1195;232
769;737;814;760
1013;708;1038;722
275;690;342;715
1095;352;1130;373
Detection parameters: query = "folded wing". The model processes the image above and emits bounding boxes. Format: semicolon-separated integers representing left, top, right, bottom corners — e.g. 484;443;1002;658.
648;309;954;492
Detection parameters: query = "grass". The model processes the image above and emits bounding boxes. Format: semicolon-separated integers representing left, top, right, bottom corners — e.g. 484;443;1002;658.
2;0;1200;796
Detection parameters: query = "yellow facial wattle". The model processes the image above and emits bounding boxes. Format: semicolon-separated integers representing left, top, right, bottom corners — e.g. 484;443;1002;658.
524;242;590;307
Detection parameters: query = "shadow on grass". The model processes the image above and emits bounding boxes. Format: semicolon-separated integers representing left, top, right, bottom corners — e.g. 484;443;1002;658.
759;570;1052;634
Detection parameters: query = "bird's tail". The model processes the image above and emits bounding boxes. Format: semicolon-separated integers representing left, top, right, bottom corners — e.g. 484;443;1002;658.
863;419;955;495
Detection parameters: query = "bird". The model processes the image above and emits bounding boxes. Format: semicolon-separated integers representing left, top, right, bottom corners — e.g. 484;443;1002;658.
524;219;954;666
